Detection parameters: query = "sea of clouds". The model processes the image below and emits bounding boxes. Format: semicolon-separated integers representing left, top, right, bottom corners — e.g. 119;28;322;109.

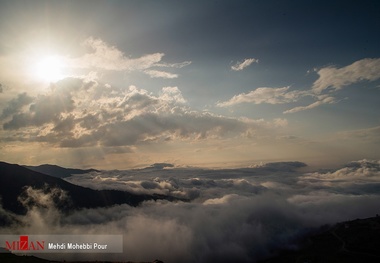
1;160;380;263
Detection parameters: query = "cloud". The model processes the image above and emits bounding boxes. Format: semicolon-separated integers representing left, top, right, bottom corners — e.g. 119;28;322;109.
145;70;178;79
69;37;163;71
148;163;175;169
231;58;258;71
155;61;192;68
283;95;335;114
65;167;269;200
62;161;305;202
66;37;191;79
159;86;187;104
312;58;380;94
222;58;380;113
2;78;83;130
62;111;249;148
1;160;380;262
252;161;307;171
337;126;380;142
297;159;380;195
303;159;380;181
0;92;34;119
217;86;304;107
217;85;327;114
2;78;280;149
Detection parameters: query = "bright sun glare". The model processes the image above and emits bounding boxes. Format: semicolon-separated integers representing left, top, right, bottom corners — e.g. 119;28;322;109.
33;55;66;82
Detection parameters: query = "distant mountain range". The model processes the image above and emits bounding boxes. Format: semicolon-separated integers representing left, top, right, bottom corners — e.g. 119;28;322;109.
0;161;185;217
23;164;99;178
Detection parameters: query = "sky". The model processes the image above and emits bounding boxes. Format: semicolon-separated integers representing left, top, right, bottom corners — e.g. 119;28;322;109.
0;0;379;169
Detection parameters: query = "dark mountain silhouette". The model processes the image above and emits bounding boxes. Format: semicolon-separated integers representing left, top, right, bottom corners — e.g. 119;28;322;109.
260;215;380;263
0;249;164;263
0;246;164;263
0;161;185;216
23;164;99;178
0;251;51;262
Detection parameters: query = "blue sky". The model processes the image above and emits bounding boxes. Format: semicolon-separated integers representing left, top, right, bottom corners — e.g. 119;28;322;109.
0;0;379;169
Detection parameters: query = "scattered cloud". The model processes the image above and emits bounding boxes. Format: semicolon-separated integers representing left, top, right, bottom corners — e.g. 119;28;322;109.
283;95;335;114
69;37;163;71
67;37;190;79
312;58;380;94
217;86;305;107
231;58;258;71
155;61;192;68
222;58;380;114
144;70;178;79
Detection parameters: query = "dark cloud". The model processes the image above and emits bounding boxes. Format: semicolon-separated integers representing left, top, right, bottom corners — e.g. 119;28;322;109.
53;115;76;134
78;113;102;130
1;92;33;119
140;181;160;190
344;159;380;170
3;93;74;130
2;79;84;130
148;163;175;169
254;161;307;172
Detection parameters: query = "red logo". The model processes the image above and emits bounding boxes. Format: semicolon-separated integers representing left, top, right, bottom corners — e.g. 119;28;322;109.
5;235;45;251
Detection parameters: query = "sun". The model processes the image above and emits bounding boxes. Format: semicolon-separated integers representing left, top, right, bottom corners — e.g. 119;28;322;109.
33;55;66;82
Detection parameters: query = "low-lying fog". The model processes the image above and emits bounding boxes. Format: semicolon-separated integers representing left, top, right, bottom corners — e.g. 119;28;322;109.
1;160;380;263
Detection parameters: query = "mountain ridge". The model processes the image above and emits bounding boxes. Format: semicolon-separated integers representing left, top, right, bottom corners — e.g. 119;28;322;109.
23;164;99;178
0;161;185;217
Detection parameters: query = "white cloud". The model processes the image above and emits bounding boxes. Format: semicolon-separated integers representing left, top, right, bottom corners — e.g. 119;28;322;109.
297;160;380;195
159;86;187;104
60;37;191;79
223;58;380;113
283;96;335;114
203;194;242;205
303;159;380;181
231;58;258;71
145;70;178;79
66;37;190;79
217;86;304;107
312;58;380;94
155;61;192;68
69;37;164;71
